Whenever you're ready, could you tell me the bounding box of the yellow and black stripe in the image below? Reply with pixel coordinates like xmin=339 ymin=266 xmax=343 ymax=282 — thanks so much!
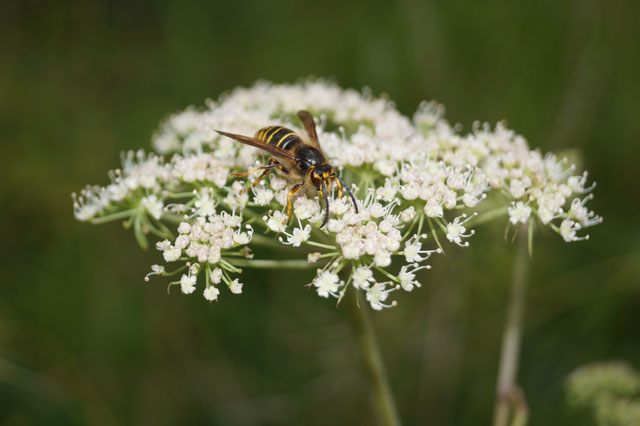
xmin=255 ymin=126 xmax=302 ymax=151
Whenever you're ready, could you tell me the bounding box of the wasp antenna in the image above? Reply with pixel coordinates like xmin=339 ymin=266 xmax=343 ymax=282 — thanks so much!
xmin=336 ymin=175 xmax=358 ymax=214
xmin=321 ymin=179 xmax=330 ymax=228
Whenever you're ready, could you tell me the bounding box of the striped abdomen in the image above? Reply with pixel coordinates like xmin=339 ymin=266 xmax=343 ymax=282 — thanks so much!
xmin=255 ymin=126 xmax=302 ymax=152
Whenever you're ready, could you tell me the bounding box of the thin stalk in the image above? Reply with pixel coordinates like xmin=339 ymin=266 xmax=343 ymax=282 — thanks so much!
xmin=89 ymin=208 xmax=136 ymax=224
xmin=492 ymin=224 xmax=530 ymax=426
xmin=219 ymin=259 xmax=241 ymax=273
xmin=427 ymin=217 xmax=445 ymax=254
xmin=161 ymin=212 xmax=188 ymax=225
xmin=304 ymin=240 xmax=337 ymax=250
xmin=347 ymin=288 xmax=401 ymax=426
xmin=165 ymin=191 xmax=196 ymax=199
xmin=224 ymin=258 xmax=315 ymax=270
xmin=249 ymin=234 xmax=297 ymax=252
xmin=510 ymin=387 xmax=529 ymax=426
xmin=469 ymin=206 xmax=508 ymax=227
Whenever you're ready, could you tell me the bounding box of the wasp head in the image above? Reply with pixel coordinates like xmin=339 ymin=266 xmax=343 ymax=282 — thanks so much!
xmin=310 ymin=164 xmax=335 ymax=188
xmin=309 ymin=164 xmax=359 ymax=227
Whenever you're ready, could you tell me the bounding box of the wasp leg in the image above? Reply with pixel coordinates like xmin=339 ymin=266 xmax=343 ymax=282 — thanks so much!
xmin=251 ymin=165 xmax=277 ymax=187
xmin=233 ymin=158 xmax=289 ymax=189
xmin=334 ymin=176 xmax=343 ymax=199
xmin=232 ymin=159 xmax=278 ymax=178
xmin=320 ymin=179 xmax=331 ymax=228
xmin=232 ymin=165 xmax=273 ymax=177
xmin=285 ymin=182 xmax=305 ymax=223
xmin=255 ymin=159 xmax=290 ymax=186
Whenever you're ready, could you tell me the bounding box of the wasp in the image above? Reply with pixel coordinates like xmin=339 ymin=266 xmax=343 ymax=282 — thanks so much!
xmin=216 ymin=110 xmax=358 ymax=227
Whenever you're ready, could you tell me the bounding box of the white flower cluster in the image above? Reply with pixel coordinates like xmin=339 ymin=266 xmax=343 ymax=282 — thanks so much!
xmin=259 ymin=189 xmax=442 ymax=310
xmin=467 ymin=122 xmax=603 ymax=240
xmin=152 ymin=211 xmax=252 ymax=301
xmin=73 ymin=79 xmax=601 ymax=310
xmin=72 ymin=151 xmax=171 ymax=222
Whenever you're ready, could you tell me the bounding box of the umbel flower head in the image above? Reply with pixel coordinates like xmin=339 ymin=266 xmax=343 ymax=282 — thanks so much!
xmin=72 ymin=79 xmax=601 ymax=310
xmin=566 ymin=361 xmax=640 ymax=426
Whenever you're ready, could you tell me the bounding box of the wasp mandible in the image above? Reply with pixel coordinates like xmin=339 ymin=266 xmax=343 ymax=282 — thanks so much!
xmin=216 ymin=110 xmax=358 ymax=227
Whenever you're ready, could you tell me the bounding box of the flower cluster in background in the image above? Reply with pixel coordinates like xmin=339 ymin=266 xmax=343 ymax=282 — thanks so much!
xmin=566 ymin=361 xmax=640 ymax=426
xmin=72 ymin=80 xmax=601 ymax=310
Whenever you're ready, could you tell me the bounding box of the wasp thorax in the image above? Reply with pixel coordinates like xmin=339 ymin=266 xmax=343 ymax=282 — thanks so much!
xmin=296 ymin=146 xmax=325 ymax=173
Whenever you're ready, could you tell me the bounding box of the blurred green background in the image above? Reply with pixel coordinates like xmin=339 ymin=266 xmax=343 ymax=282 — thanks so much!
xmin=2 ymin=0 xmax=639 ymax=425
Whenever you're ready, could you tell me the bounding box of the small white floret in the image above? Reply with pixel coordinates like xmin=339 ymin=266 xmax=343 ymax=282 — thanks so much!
xmin=163 ymin=246 xmax=181 ymax=262
xmin=204 ymin=285 xmax=220 ymax=301
xmin=210 ymin=268 xmax=223 ymax=284
xmin=445 ymin=214 xmax=476 ymax=247
xmin=352 ymin=266 xmax=374 ymax=289
xmin=287 ymin=224 xmax=311 ymax=247
xmin=508 ymin=201 xmax=532 ymax=225
xmin=313 ymin=270 xmax=341 ymax=298
xmin=180 ymin=274 xmax=197 ymax=294
xmin=229 ymin=279 xmax=243 ymax=294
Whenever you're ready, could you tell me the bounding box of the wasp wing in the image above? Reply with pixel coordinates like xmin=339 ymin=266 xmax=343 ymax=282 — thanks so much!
xmin=297 ymin=110 xmax=322 ymax=150
xmin=216 ymin=130 xmax=297 ymax=162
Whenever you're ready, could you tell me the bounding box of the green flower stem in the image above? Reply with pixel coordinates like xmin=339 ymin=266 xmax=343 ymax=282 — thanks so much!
xmin=401 ymin=217 xmax=418 ymax=241
xmin=347 ymin=288 xmax=401 ymax=426
xmin=374 ymin=265 xmax=398 ymax=283
xmin=165 ymin=191 xmax=196 ymax=199
xmin=492 ymin=224 xmax=530 ymax=426
xmin=163 ymin=265 xmax=187 ymax=277
xmin=427 ymin=217 xmax=445 ymax=253
xmin=224 ymin=258 xmax=315 ymax=269
xmin=89 ymin=208 xmax=137 ymax=224
xmin=510 ymin=387 xmax=529 ymax=426
xmin=249 ymin=234 xmax=297 ymax=251
xmin=133 ymin=212 xmax=148 ymax=249
xmin=160 ymin=212 xmax=188 ymax=225
xmin=471 ymin=206 xmax=509 ymax=227
xmin=304 ymin=240 xmax=337 ymax=250
xmin=219 ymin=259 xmax=241 ymax=273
